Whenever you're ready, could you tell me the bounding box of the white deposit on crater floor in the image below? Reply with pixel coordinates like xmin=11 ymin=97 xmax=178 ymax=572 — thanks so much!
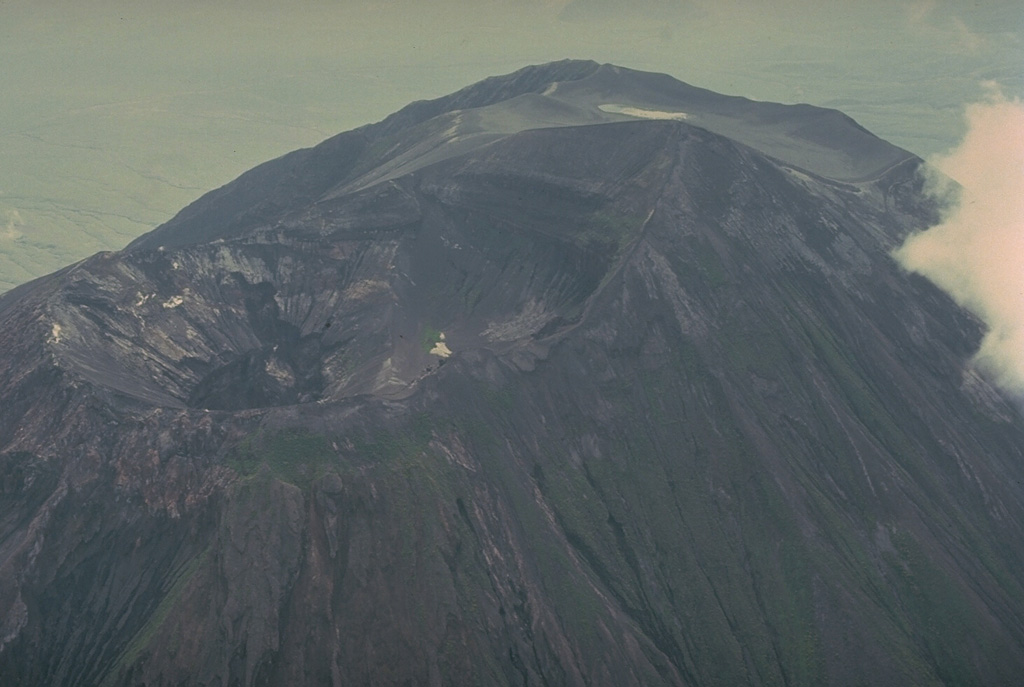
xmin=430 ymin=331 xmax=452 ymax=358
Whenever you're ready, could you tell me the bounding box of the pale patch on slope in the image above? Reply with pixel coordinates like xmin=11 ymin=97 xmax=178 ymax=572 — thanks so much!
xmin=599 ymin=104 xmax=689 ymax=121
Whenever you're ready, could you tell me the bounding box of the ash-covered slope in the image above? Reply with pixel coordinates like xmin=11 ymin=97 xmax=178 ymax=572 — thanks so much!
xmin=2 ymin=62 xmax=1024 ymax=687
xmin=128 ymin=60 xmax=909 ymax=252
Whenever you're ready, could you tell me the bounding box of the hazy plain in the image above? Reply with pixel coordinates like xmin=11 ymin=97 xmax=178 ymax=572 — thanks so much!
xmin=1 ymin=0 xmax=1020 ymax=291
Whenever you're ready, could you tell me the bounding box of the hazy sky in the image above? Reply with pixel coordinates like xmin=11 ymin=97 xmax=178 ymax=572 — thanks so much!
xmin=0 ymin=0 xmax=1021 ymax=291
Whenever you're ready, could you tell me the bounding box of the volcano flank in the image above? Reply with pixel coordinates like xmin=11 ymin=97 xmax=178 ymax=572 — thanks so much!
xmin=1 ymin=61 xmax=1023 ymax=686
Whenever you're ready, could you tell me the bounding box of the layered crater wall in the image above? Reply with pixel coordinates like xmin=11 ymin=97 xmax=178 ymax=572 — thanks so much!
xmin=40 ymin=122 xmax=691 ymax=410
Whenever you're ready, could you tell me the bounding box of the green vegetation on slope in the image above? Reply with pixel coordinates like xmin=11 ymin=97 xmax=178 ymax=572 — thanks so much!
xmin=229 ymin=429 xmax=337 ymax=489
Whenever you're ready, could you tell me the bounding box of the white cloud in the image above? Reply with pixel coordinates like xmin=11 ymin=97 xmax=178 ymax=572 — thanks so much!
xmin=1 ymin=210 xmax=24 ymax=241
xmin=895 ymin=84 xmax=1024 ymax=392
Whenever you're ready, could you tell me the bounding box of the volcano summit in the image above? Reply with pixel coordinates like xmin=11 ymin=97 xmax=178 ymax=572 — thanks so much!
xmin=1 ymin=61 xmax=1023 ymax=686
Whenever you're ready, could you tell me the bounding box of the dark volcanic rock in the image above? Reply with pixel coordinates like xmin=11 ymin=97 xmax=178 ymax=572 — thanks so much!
xmin=2 ymin=61 xmax=1024 ymax=686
